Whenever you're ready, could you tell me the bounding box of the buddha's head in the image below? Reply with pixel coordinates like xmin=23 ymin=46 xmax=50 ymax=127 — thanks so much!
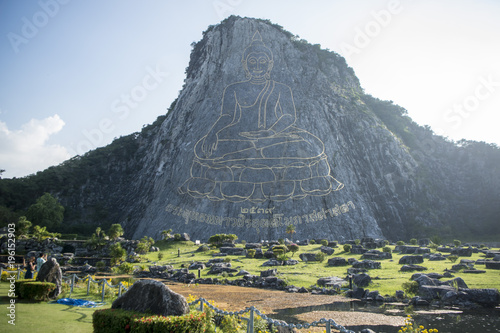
xmin=242 ymin=31 xmax=273 ymax=80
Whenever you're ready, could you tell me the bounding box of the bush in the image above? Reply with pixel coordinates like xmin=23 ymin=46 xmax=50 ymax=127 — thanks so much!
xmin=287 ymin=243 xmax=299 ymax=257
xmin=354 ymin=239 xmax=361 ymax=245
xmin=402 ymin=281 xmax=419 ymax=296
xmin=396 ymin=241 xmax=405 ymax=246
xmin=309 ymin=239 xmax=316 ymax=245
xmin=247 ymin=249 xmax=256 ymax=258
xmin=118 ymin=262 xmax=135 ymax=274
xmin=93 ymin=309 xmax=213 ymax=333
xmin=320 ymin=239 xmax=328 ymax=246
xmin=315 ymin=252 xmax=326 ymax=262
xmin=382 ymin=246 xmax=392 ymax=253
xmin=278 ymin=238 xmax=284 ymax=244
xmin=343 ymin=244 xmax=352 ymax=253
xmin=96 ymin=261 xmax=106 ymax=272
xmin=410 ymin=238 xmax=418 ymax=245
xmin=383 ymin=240 xmax=390 ymax=246
xmin=453 ymin=239 xmax=462 ymax=247
xmin=174 ymin=233 xmax=182 ymax=241
xmin=447 ymin=255 xmax=458 ymax=263
xmin=208 ymin=234 xmax=238 ymax=247
xmin=14 ymin=278 xmax=35 ymax=298
xmin=20 ymin=281 xmax=56 ymax=301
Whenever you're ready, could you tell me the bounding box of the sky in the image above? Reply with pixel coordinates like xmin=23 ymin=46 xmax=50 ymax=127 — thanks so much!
xmin=1 ymin=0 xmax=499 ymax=179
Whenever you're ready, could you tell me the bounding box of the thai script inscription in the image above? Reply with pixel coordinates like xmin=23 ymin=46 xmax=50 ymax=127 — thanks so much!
xmin=165 ymin=201 xmax=355 ymax=233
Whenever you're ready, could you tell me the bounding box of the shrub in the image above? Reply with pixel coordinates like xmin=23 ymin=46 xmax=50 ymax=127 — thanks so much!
xmin=430 ymin=235 xmax=442 ymax=245
xmin=309 ymin=239 xmax=316 ymax=245
xmin=402 ymin=281 xmax=419 ymax=296
xmin=20 ymin=282 xmax=56 ymax=301
xmin=118 ymin=262 xmax=135 ymax=275
xmin=320 ymin=239 xmax=328 ymax=246
xmin=196 ymin=244 xmax=210 ymax=252
xmin=453 ymin=239 xmax=462 ymax=247
xmin=410 ymin=238 xmax=418 ymax=245
xmin=447 ymin=255 xmax=458 ymax=263
xmin=287 ymin=243 xmax=299 ymax=257
xmin=396 ymin=241 xmax=405 ymax=246
xmin=14 ymin=279 xmax=35 ymax=298
xmin=93 ymin=309 xmax=213 ymax=333
xmin=278 ymin=238 xmax=285 ymax=244
xmin=110 ymin=243 xmax=126 ymax=266
xmin=157 ymin=252 xmax=164 ymax=261
xmin=96 ymin=261 xmax=106 ymax=272
xmin=382 ymin=246 xmax=392 ymax=253
xmin=208 ymin=234 xmax=238 ymax=247
xmin=247 ymin=249 xmax=256 ymax=258
xmin=343 ymin=244 xmax=352 ymax=253
xmin=383 ymin=240 xmax=390 ymax=246
xmin=174 ymin=233 xmax=182 ymax=241
xmin=315 ymin=252 xmax=326 ymax=262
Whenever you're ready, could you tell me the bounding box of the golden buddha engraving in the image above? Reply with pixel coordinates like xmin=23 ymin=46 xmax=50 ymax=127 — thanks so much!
xmin=179 ymin=31 xmax=343 ymax=203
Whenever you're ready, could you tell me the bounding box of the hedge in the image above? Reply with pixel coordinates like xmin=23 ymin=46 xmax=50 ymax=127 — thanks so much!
xmin=93 ymin=309 xmax=213 ymax=333
xmin=20 ymin=282 xmax=56 ymax=301
xmin=14 ymin=279 xmax=35 ymax=298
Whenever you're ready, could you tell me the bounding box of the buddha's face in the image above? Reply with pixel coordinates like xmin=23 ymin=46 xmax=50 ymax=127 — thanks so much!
xmin=245 ymin=52 xmax=272 ymax=79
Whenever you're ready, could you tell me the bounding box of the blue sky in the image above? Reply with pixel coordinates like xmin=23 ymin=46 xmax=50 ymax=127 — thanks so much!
xmin=1 ymin=0 xmax=499 ymax=178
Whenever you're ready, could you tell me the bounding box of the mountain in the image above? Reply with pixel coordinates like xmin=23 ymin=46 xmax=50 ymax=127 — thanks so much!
xmin=1 ymin=16 xmax=499 ymax=242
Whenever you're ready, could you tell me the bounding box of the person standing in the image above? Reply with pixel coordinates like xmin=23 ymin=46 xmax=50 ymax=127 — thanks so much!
xmin=25 ymin=256 xmax=35 ymax=279
xmin=36 ymin=253 xmax=46 ymax=273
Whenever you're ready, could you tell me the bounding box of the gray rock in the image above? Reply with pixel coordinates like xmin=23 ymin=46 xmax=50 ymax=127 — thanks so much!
xmin=112 ymin=280 xmax=189 ymax=316
xmin=317 ymin=276 xmax=346 ymax=288
xmin=36 ymin=257 xmax=62 ymax=299
xmin=299 ymin=253 xmax=318 ymax=262
xmin=320 ymin=246 xmax=335 ymax=255
xmin=399 ymin=255 xmax=424 ymax=265
xmin=352 ymin=260 xmax=381 ymax=270
xmin=400 ymin=264 xmax=427 ymax=272
xmin=260 ymin=268 xmax=277 ymax=277
xmin=485 ymin=261 xmax=500 ymax=270
xmin=327 ymin=257 xmax=348 ymax=266
xmin=353 ymin=273 xmax=372 ymax=287
xmin=451 ymin=247 xmax=473 ymax=257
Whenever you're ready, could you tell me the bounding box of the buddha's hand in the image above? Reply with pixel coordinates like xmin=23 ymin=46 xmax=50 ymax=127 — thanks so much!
xmin=202 ymin=132 xmax=218 ymax=157
xmin=239 ymin=130 xmax=276 ymax=139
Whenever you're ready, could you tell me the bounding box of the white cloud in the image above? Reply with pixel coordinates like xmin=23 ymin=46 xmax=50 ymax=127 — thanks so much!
xmin=0 ymin=115 xmax=70 ymax=178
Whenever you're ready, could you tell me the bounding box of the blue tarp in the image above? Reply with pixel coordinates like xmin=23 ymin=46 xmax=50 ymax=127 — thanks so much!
xmin=55 ymin=298 xmax=105 ymax=308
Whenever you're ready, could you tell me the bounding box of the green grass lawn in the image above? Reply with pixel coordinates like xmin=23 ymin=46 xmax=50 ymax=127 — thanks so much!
xmin=0 ymin=282 xmax=112 ymax=333
xmin=145 ymin=240 xmax=500 ymax=296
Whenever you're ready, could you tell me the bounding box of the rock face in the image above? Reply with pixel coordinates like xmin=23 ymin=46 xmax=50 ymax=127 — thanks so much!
xmin=112 ymin=280 xmax=189 ymax=316
xmin=36 ymin=257 xmax=63 ymax=299
xmin=9 ymin=16 xmax=499 ymax=242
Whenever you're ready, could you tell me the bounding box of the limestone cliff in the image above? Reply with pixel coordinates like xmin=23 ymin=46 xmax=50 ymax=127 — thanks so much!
xmin=2 ymin=16 xmax=499 ymax=242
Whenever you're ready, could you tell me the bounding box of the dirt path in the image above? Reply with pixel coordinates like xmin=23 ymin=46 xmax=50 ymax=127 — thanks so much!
xmin=166 ymin=282 xmax=405 ymax=332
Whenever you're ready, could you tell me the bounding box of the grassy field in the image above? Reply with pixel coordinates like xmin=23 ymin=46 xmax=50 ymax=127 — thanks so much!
xmin=145 ymin=240 xmax=500 ymax=296
xmin=0 ymin=282 xmax=111 ymax=333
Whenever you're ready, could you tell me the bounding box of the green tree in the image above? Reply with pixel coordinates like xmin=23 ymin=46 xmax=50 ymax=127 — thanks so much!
xmin=453 ymin=239 xmax=462 ymax=247
xmin=410 ymin=238 xmax=418 ymax=245
xmin=108 ymin=224 xmax=124 ymax=240
xmin=286 ymin=224 xmax=296 ymax=237
xmin=26 ymin=193 xmax=64 ymax=229
xmin=161 ymin=229 xmax=173 ymax=239
xmin=288 ymin=243 xmax=299 ymax=257
xmin=110 ymin=242 xmax=126 ymax=265
xmin=15 ymin=216 xmax=32 ymax=237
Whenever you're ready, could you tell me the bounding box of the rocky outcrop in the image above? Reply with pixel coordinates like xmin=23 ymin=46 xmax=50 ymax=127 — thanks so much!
xmin=36 ymin=257 xmax=63 ymax=298
xmin=112 ymin=280 xmax=189 ymax=316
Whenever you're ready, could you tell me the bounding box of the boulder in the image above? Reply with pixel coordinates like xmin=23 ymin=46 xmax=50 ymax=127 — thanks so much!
xmin=362 ymin=249 xmax=392 ymax=260
xmin=180 ymin=233 xmax=190 ymax=241
xmin=353 ymin=273 xmax=372 ymax=287
xmin=188 ymin=262 xmax=205 ymax=270
xmin=399 ymin=255 xmax=424 ymax=265
xmin=485 ymin=261 xmax=500 ymax=270
xmin=451 ymin=247 xmax=473 ymax=257
xmin=112 ymin=280 xmax=188 ymax=316
xmin=327 ymin=257 xmax=348 ymax=266
xmin=219 ymin=247 xmax=246 ymax=255
xmin=245 ymin=243 xmax=262 ymax=249
xmin=352 ymin=260 xmax=381 ymax=270
xmin=400 ymin=264 xmax=427 ymax=272
xmin=429 ymin=253 xmax=446 ymax=261
xmin=320 ymin=246 xmax=335 ymax=255
xmin=299 ymin=253 xmax=318 ymax=262
xmin=317 ymin=276 xmax=346 ymax=288
xmin=350 ymin=246 xmax=368 ymax=255
xmin=36 ymin=257 xmax=62 ymax=298
xmin=400 ymin=246 xmax=419 ymax=254
xmin=260 ymin=269 xmax=277 ymax=277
